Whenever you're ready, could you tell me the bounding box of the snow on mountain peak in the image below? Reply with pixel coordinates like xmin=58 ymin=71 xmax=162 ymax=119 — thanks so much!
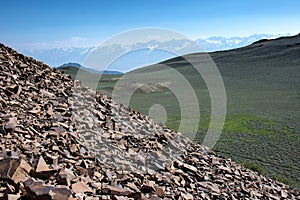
xmin=18 ymin=33 xmax=290 ymax=67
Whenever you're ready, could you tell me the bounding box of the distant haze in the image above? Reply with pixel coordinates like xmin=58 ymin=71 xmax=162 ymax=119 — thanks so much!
xmin=19 ymin=33 xmax=290 ymax=72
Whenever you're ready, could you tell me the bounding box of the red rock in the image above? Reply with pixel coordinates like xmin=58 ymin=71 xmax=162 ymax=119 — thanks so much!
xmin=71 ymin=181 xmax=94 ymax=194
xmin=28 ymin=108 xmax=41 ymax=115
xmin=281 ymin=190 xmax=288 ymax=198
xmin=36 ymin=156 xmax=50 ymax=172
xmin=181 ymin=192 xmax=194 ymax=200
xmin=52 ymin=146 xmax=59 ymax=151
xmin=5 ymin=194 xmax=21 ymax=200
xmin=4 ymin=117 xmax=17 ymax=133
xmin=94 ymin=171 xmax=103 ymax=179
xmin=70 ymin=144 xmax=78 ymax=154
xmin=112 ymin=196 xmax=130 ymax=200
xmin=141 ymin=181 xmax=155 ymax=193
xmin=126 ymin=183 xmax=140 ymax=192
xmin=56 ymin=174 xmax=70 ymax=186
xmin=11 ymin=158 xmax=32 ymax=184
xmin=0 ymin=158 xmax=32 ymax=184
xmin=32 ymin=156 xmax=57 ymax=179
xmin=174 ymin=160 xmax=197 ymax=174
xmin=154 ymin=186 xmax=164 ymax=198
xmin=102 ymin=184 xmax=132 ymax=196
xmin=148 ymin=195 xmax=162 ymax=200
xmin=24 ymin=179 xmax=71 ymax=200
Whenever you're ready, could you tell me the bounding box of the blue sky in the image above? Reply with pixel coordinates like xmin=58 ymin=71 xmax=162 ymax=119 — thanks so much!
xmin=1 ymin=0 xmax=300 ymax=49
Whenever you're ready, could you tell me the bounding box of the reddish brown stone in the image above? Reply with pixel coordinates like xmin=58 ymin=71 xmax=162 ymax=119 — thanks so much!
xmin=32 ymin=156 xmax=57 ymax=179
xmin=102 ymin=184 xmax=133 ymax=196
xmin=0 ymin=158 xmax=32 ymax=184
xmin=154 ymin=186 xmax=164 ymax=198
xmin=24 ymin=179 xmax=71 ymax=200
xmin=36 ymin=156 xmax=50 ymax=173
xmin=4 ymin=117 xmax=17 ymax=133
xmin=71 ymin=181 xmax=93 ymax=194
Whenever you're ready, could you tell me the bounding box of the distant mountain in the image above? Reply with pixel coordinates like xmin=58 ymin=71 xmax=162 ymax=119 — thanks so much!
xmin=57 ymin=62 xmax=123 ymax=74
xmin=133 ymin=33 xmax=300 ymax=84
xmin=196 ymin=33 xmax=291 ymax=52
xmin=83 ymin=40 xmax=200 ymax=72
xmin=20 ymin=47 xmax=95 ymax=67
xmin=19 ymin=34 xmax=290 ymax=70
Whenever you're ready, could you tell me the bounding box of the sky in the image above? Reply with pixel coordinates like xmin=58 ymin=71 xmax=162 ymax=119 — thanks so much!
xmin=1 ymin=0 xmax=300 ymax=50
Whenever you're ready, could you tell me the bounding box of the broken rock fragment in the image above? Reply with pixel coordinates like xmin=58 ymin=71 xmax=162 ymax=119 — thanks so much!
xmin=71 ymin=181 xmax=94 ymax=194
xmin=24 ymin=179 xmax=71 ymax=200
xmin=4 ymin=117 xmax=18 ymax=133
xmin=56 ymin=169 xmax=75 ymax=186
xmin=102 ymin=184 xmax=133 ymax=196
xmin=32 ymin=156 xmax=57 ymax=179
xmin=0 ymin=158 xmax=32 ymax=184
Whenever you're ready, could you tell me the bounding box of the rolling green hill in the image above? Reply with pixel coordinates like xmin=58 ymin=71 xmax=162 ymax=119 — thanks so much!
xmin=59 ymin=34 xmax=300 ymax=187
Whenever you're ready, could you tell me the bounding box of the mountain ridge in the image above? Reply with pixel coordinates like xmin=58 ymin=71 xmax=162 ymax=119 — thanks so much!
xmin=19 ymin=33 xmax=291 ymax=68
xmin=57 ymin=62 xmax=123 ymax=74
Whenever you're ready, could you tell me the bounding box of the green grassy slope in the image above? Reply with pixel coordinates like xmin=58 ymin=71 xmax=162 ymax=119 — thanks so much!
xmin=59 ymin=34 xmax=300 ymax=187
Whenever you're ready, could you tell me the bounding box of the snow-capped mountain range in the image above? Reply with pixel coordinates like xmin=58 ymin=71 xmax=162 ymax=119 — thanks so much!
xmin=19 ymin=33 xmax=290 ymax=70
xmin=196 ymin=34 xmax=289 ymax=52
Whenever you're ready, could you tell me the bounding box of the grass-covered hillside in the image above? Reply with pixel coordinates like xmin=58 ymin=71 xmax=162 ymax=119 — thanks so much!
xmin=58 ymin=34 xmax=300 ymax=187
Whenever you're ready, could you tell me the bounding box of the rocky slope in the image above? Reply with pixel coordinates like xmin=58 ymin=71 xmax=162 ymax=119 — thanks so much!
xmin=0 ymin=43 xmax=299 ymax=199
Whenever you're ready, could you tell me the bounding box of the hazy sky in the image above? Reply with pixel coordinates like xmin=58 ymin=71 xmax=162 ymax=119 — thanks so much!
xmin=1 ymin=0 xmax=300 ymax=49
